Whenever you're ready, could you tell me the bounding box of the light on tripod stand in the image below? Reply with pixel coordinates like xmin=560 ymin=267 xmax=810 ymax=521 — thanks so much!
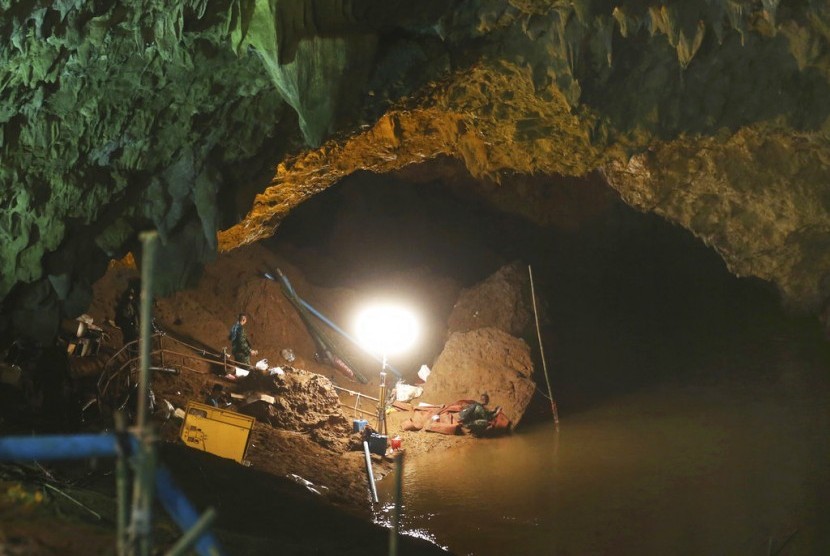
xmin=354 ymin=303 xmax=419 ymax=434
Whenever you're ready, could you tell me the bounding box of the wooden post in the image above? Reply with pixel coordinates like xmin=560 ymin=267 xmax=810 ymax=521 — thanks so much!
xmin=528 ymin=265 xmax=559 ymax=424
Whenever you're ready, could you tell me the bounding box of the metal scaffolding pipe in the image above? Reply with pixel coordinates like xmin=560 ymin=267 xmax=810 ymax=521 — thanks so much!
xmin=389 ymin=452 xmax=404 ymax=556
xmin=363 ymin=441 xmax=379 ymax=503
xmin=115 ymin=413 xmax=130 ymax=556
xmin=130 ymin=231 xmax=159 ymax=556
xmin=332 ymin=385 xmax=379 ymax=403
xmin=165 ymin=507 xmax=217 ymax=556
xmin=135 ymin=232 xmax=157 ymax=430
xmin=154 ymin=467 xmax=226 ymax=556
xmin=0 ymin=434 xmax=118 ymax=461
xmin=377 ymin=369 xmax=388 ymax=435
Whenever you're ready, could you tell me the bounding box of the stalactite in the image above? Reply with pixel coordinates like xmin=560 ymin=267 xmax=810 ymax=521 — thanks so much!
xmin=551 ymin=7 xmax=571 ymax=69
xmin=564 ymin=12 xmax=584 ymax=75
xmin=152 ymin=4 xmax=186 ymax=61
xmin=611 ymin=6 xmax=642 ymax=39
xmin=704 ymin=0 xmax=727 ymax=44
xmin=762 ymin=0 xmax=780 ymax=32
xmin=570 ymin=0 xmax=592 ymax=26
xmin=187 ymin=0 xmax=210 ymax=20
xmin=725 ymin=0 xmax=748 ymax=46
xmin=594 ymin=13 xmax=614 ymax=67
xmin=677 ymin=20 xmax=706 ymax=68
xmin=647 ymin=6 xmax=671 ymax=39
xmin=521 ymin=13 xmax=549 ymax=40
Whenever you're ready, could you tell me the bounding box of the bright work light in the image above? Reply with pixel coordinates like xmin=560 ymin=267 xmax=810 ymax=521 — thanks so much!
xmin=354 ymin=303 xmax=419 ymax=357
xmin=355 ymin=302 xmax=419 ymax=437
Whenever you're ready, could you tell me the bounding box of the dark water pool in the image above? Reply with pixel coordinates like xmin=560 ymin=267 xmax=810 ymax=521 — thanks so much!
xmin=376 ymin=347 xmax=830 ymax=555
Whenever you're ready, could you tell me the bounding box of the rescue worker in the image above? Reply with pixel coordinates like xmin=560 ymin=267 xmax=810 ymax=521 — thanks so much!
xmin=459 ymin=393 xmax=498 ymax=436
xmin=205 ymin=383 xmax=229 ymax=408
xmin=229 ymin=313 xmax=257 ymax=367
xmin=116 ymin=282 xmax=140 ymax=352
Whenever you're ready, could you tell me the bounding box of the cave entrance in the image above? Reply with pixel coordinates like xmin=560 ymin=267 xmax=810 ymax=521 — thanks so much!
xmin=267 ymin=157 xmax=812 ymax=413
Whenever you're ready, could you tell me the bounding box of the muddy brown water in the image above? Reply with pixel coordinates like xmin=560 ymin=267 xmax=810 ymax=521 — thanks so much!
xmin=375 ymin=341 xmax=830 ymax=555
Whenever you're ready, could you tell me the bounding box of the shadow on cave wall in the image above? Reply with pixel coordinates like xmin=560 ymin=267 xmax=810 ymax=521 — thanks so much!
xmin=268 ymin=165 xmax=828 ymax=415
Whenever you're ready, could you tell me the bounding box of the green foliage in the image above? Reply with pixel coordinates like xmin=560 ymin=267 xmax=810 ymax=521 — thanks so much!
xmin=0 ymin=0 xmax=283 ymax=309
xmin=232 ymin=0 xmax=378 ymax=147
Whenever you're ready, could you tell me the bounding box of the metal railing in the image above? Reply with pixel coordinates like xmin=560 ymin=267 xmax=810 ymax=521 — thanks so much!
xmin=97 ymin=331 xmax=246 ymax=414
xmin=333 ymin=384 xmax=379 ymax=419
xmin=1 ymin=232 xmax=226 ymax=556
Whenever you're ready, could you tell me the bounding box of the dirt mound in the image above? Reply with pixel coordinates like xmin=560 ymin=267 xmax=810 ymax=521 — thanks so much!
xmin=80 ymin=243 xmax=416 ymax=517
xmin=145 ymin=356 xmax=381 ymax=512
xmin=237 ymin=368 xmax=352 ymax=450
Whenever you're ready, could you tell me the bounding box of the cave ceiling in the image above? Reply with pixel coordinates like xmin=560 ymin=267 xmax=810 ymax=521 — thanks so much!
xmin=2 ymin=0 xmax=830 ymax=339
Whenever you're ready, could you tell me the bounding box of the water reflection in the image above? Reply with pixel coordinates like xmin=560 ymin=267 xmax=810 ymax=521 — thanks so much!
xmin=377 ymin=370 xmax=830 ymax=555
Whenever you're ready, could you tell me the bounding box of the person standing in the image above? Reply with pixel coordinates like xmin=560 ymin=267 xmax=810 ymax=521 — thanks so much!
xmin=116 ymin=282 xmax=141 ymax=352
xmin=229 ymin=313 xmax=257 ymax=367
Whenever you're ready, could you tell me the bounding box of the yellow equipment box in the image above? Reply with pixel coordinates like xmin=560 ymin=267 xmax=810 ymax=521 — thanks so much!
xmin=179 ymin=401 xmax=255 ymax=464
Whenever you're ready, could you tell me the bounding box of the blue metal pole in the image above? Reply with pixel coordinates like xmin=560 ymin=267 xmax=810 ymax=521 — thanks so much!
xmin=0 ymin=434 xmax=226 ymax=556
xmin=155 ymin=467 xmax=226 ymax=556
xmin=166 ymin=507 xmax=217 ymax=556
xmin=0 ymin=434 xmax=119 ymax=461
xmin=272 ymin=269 xmax=398 ymax=380
xmin=297 ymin=298 xmax=402 ymax=379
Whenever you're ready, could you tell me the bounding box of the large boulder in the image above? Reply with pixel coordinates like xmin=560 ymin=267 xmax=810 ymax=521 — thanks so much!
xmin=421 ymin=327 xmax=536 ymax=429
xmin=446 ymin=261 xmax=533 ymax=338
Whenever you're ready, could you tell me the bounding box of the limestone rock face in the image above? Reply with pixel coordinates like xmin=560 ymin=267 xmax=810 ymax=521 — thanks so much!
xmin=5 ymin=0 xmax=830 ymax=341
xmin=216 ymin=0 xmax=830 ymax=323
xmin=0 ymin=0 xmax=290 ymax=338
xmin=602 ymin=129 xmax=830 ymax=311
xmin=0 ymin=0 xmax=454 ymax=340
xmin=421 ymin=327 xmax=536 ymax=429
xmin=447 ymin=261 xmax=533 ymax=338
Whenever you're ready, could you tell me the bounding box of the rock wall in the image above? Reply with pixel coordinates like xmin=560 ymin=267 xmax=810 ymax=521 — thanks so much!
xmin=602 ymin=129 xmax=830 ymax=311
xmin=0 ymin=0 xmax=290 ymax=338
xmin=219 ymin=0 xmax=830 ymax=318
xmin=0 ymin=0 xmax=452 ymax=340
xmin=5 ymin=0 xmax=830 ymax=341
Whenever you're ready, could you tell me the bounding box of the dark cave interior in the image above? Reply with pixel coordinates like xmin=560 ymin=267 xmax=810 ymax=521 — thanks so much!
xmin=3 ymin=3 xmax=830 ymax=553
xmin=269 ymin=162 xmax=827 ymax=419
